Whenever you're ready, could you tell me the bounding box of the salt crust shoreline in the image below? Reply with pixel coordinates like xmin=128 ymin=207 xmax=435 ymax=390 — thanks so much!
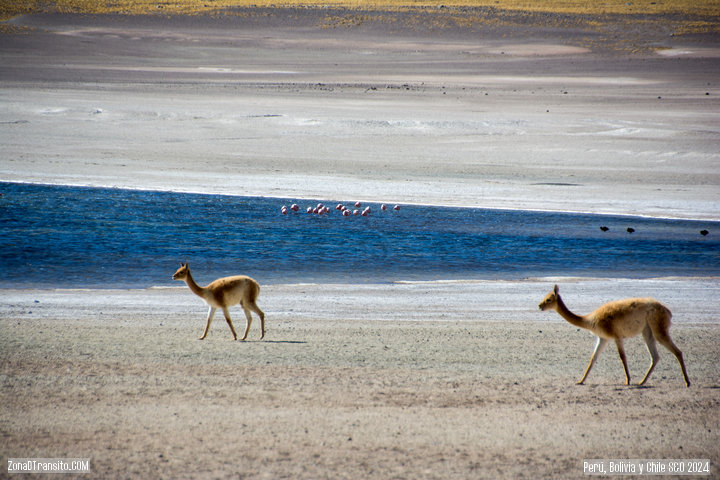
xmin=4 ymin=277 xmax=719 ymax=324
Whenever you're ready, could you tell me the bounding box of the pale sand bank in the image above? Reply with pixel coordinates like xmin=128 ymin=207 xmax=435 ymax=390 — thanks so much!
xmin=1 ymin=12 xmax=719 ymax=220
xmin=3 ymin=82 xmax=718 ymax=220
xmin=1 ymin=279 xmax=719 ymax=478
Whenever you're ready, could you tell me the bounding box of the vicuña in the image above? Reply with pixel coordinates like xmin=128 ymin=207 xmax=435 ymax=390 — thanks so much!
xmin=172 ymin=262 xmax=265 ymax=341
xmin=539 ymin=285 xmax=690 ymax=387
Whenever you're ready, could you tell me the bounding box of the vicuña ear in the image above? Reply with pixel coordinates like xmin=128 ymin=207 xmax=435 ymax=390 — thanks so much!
xmin=554 ymin=284 xmax=559 ymax=294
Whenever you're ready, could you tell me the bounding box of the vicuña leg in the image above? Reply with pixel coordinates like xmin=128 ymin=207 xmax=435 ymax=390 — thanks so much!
xmin=240 ymin=301 xmax=252 ymax=341
xmin=200 ymin=306 xmax=217 ymax=340
xmin=222 ymin=307 xmax=239 ymax=341
xmin=240 ymin=308 xmax=252 ymax=340
xmin=237 ymin=300 xmax=265 ymax=340
xmin=578 ymin=337 xmax=608 ymax=385
xmin=639 ymin=325 xmax=660 ymax=386
xmin=248 ymin=302 xmax=266 ymax=339
xmin=651 ymin=328 xmax=691 ymax=387
xmin=615 ymin=339 xmax=631 ymax=385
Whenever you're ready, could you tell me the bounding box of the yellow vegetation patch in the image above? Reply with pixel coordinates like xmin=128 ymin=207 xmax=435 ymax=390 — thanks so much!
xmin=1 ymin=0 xmax=719 ymax=17
xmin=1 ymin=0 xmax=718 ymax=41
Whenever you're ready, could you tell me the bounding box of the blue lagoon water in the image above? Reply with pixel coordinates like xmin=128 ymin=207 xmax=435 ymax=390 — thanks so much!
xmin=1 ymin=182 xmax=718 ymax=289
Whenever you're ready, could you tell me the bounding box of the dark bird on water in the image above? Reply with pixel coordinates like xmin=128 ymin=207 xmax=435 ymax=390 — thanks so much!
xmin=700 ymin=230 xmax=709 ymax=236
xmin=600 ymin=226 xmax=609 ymax=232
xmin=626 ymin=227 xmax=635 ymax=233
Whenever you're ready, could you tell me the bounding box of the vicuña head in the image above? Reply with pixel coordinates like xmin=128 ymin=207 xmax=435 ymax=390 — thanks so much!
xmin=539 ymin=284 xmax=690 ymax=387
xmin=172 ymin=262 xmax=190 ymax=281
xmin=172 ymin=262 xmax=265 ymax=341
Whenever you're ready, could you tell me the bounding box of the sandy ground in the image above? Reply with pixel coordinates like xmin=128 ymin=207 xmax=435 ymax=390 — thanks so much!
xmin=1 ymin=8 xmax=720 ymax=479
xmin=1 ymin=279 xmax=720 ymax=478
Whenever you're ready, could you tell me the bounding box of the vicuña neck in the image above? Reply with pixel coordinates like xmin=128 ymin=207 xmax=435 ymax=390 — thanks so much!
xmin=555 ymin=295 xmax=589 ymax=330
xmin=184 ymin=270 xmax=206 ymax=298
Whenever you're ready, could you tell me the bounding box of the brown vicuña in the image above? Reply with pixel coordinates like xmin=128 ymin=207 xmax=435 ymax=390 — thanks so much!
xmin=172 ymin=262 xmax=265 ymax=341
xmin=538 ymin=285 xmax=690 ymax=387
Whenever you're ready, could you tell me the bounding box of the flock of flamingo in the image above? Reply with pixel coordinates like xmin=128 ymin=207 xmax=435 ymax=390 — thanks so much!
xmin=281 ymin=201 xmax=400 ymax=217
xmin=280 ymin=206 xmax=710 ymax=237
